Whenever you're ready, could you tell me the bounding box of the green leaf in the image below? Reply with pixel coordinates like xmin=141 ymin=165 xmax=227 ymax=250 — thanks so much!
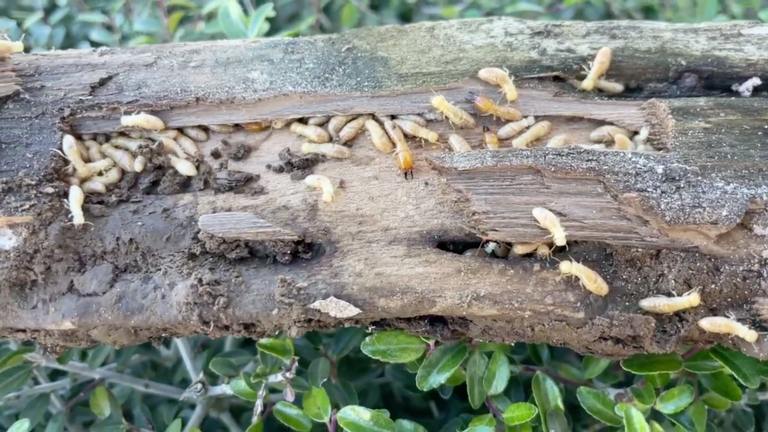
xmin=329 ymin=327 xmax=365 ymax=359
xmin=308 ymin=357 xmax=331 ymax=386
xmin=483 ymin=350 xmax=511 ymax=396
xmin=273 ymin=401 xmax=312 ymax=432
xmin=0 ymin=363 xmax=32 ymax=398
xmin=630 ymin=382 xmax=656 ymax=407
xmin=245 ymin=421 xmax=264 ymax=432
xmin=468 ymin=414 xmax=495 ymax=427
xmin=645 ymin=373 xmax=670 ymax=388
xmin=760 ymin=9 xmax=768 ymax=22
xmin=230 ymin=376 xmax=258 ymax=401
xmin=415 ymin=343 xmax=469 ymax=391
xmin=77 ymin=12 xmax=110 ymax=24
xmin=655 ymin=384 xmax=695 ymax=414
xmin=217 ymin=0 xmax=248 ymax=38
xmin=649 ymin=420 xmax=665 ymax=432
xmin=394 ymin=419 xmax=427 ymax=432
xmin=620 ymin=353 xmax=682 ymax=375
xmin=701 ymin=391 xmax=732 ymax=411
xmin=466 ymin=350 xmax=488 ymax=409
xmin=531 ymin=372 xmax=564 ymax=431
xmin=302 ymin=386 xmax=331 ymax=423
xmin=164 ymin=419 xmax=182 ymax=432
xmin=336 ymin=405 xmax=396 ymax=432
xmin=209 ymin=350 xmax=252 ymax=377
xmin=257 ymin=338 xmax=294 ymax=364
xmin=20 ymin=394 xmax=49 ymax=428
xmin=710 ymin=345 xmax=761 ymax=389
xmin=89 ymin=385 xmax=112 ymax=419
xmin=621 ymin=404 xmax=650 ymax=432
xmin=582 ymin=356 xmax=612 ymax=379
xmin=8 ymin=419 xmax=31 ymax=432
xmin=683 ymin=350 xmax=722 ymax=374
xmin=444 ymin=367 xmax=466 ymax=386
xmin=688 ymin=400 xmax=707 ymax=432
xmin=700 ymin=370 xmax=743 ymax=402
xmin=44 ymin=413 xmax=64 ymax=432
xmin=246 ymin=2 xmax=276 ymax=38
xmin=340 ymin=3 xmax=360 ymax=29
xmin=502 ymin=402 xmax=538 ymax=426
xmin=88 ymin=26 xmax=118 ymax=46
xmin=576 ymin=386 xmax=622 ymax=426
xmin=360 ymin=331 xmax=427 ymax=364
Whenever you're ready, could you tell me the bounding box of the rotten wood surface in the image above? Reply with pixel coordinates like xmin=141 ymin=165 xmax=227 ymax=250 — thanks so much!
xmin=0 ymin=18 xmax=767 ymax=358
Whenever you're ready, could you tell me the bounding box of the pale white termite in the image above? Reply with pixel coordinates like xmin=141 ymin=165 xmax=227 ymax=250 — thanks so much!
xmin=546 ymin=134 xmax=571 ymax=148
xmin=0 ymin=40 xmax=24 ymax=56
xmin=394 ymin=119 xmax=439 ymax=144
xmin=304 ymin=174 xmax=336 ymax=203
xmin=483 ymin=127 xmax=500 ymax=150
xmin=396 ymin=114 xmax=427 ymax=127
xmin=83 ymin=140 xmax=104 ymax=162
xmin=129 ymin=129 xmax=178 ymax=139
xmin=532 ymin=207 xmax=567 ymax=247
xmin=477 ymin=67 xmax=518 ymax=102
xmin=61 ymin=134 xmax=92 ymax=179
xmin=512 ymin=242 xmax=540 ymax=255
xmin=327 ymin=115 xmax=355 ymax=140
xmin=121 ymin=112 xmax=165 ymax=131
xmin=338 ymin=116 xmax=371 ymax=145
xmin=580 ymin=47 xmax=612 ymax=92
xmin=208 ymin=124 xmax=236 ymax=133
xmin=67 ymin=185 xmax=86 ymax=226
xmin=535 ymin=243 xmax=553 ymax=260
xmin=498 ymin=116 xmax=535 ymax=140
xmin=613 ymin=133 xmax=634 ymax=151
xmin=134 ymin=156 xmax=147 ymax=173
xmin=182 ymin=127 xmax=209 ymax=142
xmin=81 ymin=180 xmax=107 ymax=194
xmin=697 ymin=316 xmax=758 ymax=343
xmin=100 ymin=144 xmax=135 ymax=172
xmin=633 ymin=126 xmax=651 ymax=151
xmin=559 ymin=260 xmax=609 ymax=296
xmin=290 ymin=122 xmax=331 ymax=143
xmin=90 ymin=166 xmax=123 ymax=186
xmin=589 ymin=125 xmax=630 ymax=143
xmin=307 ymin=116 xmax=330 ymax=126
xmin=430 ymin=95 xmax=476 ymax=128
xmin=109 ymin=136 xmax=149 ymax=153
xmin=639 ymin=290 xmax=701 ymax=314
xmin=301 ymin=143 xmax=352 ymax=159
xmin=154 ymin=137 xmax=187 ymax=159
xmin=568 ymin=78 xmax=624 ymax=94
xmin=512 ymin=121 xmax=551 ymax=149
xmin=175 ymin=134 xmax=200 ymax=158
xmin=448 ymin=134 xmax=472 ymax=153
xmin=84 ymin=158 xmax=115 ymax=175
xmin=168 ymin=155 xmax=198 ymax=176
xmin=364 ymin=120 xmax=394 ymax=153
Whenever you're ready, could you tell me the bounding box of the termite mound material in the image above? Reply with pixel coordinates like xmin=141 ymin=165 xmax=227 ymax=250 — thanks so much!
xmin=1 ymin=18 xmax=767 ymax=359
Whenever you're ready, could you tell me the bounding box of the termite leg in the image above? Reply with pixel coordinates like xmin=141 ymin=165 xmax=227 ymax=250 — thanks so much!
xmin=403 ymin=170 xmax=414 ymax=180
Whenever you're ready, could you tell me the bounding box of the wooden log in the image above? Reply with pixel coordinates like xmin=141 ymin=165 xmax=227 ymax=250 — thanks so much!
xmin=0 ymin=18 xmax=767 ymax=358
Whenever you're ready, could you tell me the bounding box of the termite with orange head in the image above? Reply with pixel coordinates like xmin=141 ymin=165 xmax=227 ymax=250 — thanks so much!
xmin=613 ymin=133 xmax=635 ymax=151
xmin=120 ymin=112 xmax=166 ymax=131
xmin=697 ymin=316 xmax=758 ymax=343
xmin=532 ymin=207 xmax=567 ymax=247
xmin=430 ymin=95 xmax=476 ymax=129
xmin=241 ymin=121 xmax=270 ymax=132
xmin=448 ymin=134 xmax=472 ymax=153
xmin=301 ymin=143 xmax=352 ymax=159
xmin=511 ymin=121 xmax=551 ymax=149
xmin=639 ymin=289 xmax=701 ymax=314
xmin=497 ymin=116 xmax=536 ymax=140
xmin=394 ymin=119 xmax=439 ymax=145
xmin=477 ymin=67 xmax=518 ymax=102
xmin=580 ymin=47 xmax=613 ymax=92
xmin=290 ymin=122 xmax=331 ymax=143
xmin=383 ymin=120 xmax=413 ymax=179
xmin=338 ymin=116 xmax=371 ymax=145
xmin=483 ymin=127 xmax=500 ymax=150
xmin=304 ymin=174 xmax=336 ymax=203
xmin=67 ymin=185 xmax=86 ymax=227
xmin=559 ymin=260 xmax=609 ymax=296
xmin=364 ymin=120 xmax=394 ymax=153
xmin=472 ymin=95 xmax=522 ymax=122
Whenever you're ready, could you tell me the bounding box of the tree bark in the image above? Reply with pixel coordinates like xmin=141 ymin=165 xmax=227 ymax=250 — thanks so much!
xmin=1 ymin=18 xmax=767 ymax=358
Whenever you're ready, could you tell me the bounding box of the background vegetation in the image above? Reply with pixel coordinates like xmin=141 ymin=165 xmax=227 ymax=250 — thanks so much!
xmin=2 ymin=0 xmax=768 ymax=430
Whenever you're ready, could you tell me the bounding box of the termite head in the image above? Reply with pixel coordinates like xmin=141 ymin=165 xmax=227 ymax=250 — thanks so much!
xmin=396 ymin=149 xmax=414 ymax=180
xmin=472 ymin=95 xmax=496 ymax=112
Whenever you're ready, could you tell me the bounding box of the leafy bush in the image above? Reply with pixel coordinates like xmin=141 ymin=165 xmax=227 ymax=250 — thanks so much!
xmin=1 ymin=331 xmax=768 ymax=430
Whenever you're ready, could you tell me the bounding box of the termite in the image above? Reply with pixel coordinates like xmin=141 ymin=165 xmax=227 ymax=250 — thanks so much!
xmin=396 ymin=115 xmax=427 ymax=127
xmin=338 ymin=116 xmax=371 ymax=145
xmin=0 ymin=216 xmax=33 ymax=227
xmin=100 ymin=144 xmax=135 ymax=172
xmin=154 ymin=136 xmax=187 ymax=159
xmin=483 ymin=241 xmax=510 ymax=258
xmin=546 ymin=134 xmax=571 ymax=148
xmin=512 ymin=121 xmax=551 ymax=149
xmin=430 ymin=95 xmax=476 ymax=128
xmin=129 ymin=129 xmax=178 ymax=139
xmin=512 ymin=242 xmax=540 ymax=255
xmin=497 ymin=116 xmax=536 ymax=140
xmin=633 ymin=126 xmax=651 ymax=151
xmin=81 ymin=180 xmax=107 ymax=194
xmin=168 ymin=155 xmax=198 ymax=176
xmin=304 ymin=174 xmax=336 ymax=203
xmin=0 ymin=39 xmax=24 ymax=56
xmin=568 ymin=78 xmax=624 ymax=94
xmin=638 ymin=289 xmax=701 ymax=314
xmin=109 ymin=136 xmax=149 ymax=153
xmin=241 ymin=121 xmax=269 ymax=132
xmin=384 ymin=120 xmax=413 ymax=179
xmin=580 ymin=47 xmax=612 ymax=92
xmin=472 ymin=95 xmax=522 ymax=121
xmin=394 ymin=119 xmax=439 ymax=144
xmin=175 ymin=134 xmax=200 ymax=158
xmin=613 ymin=133 xmax=634 ymax=151
xmin=535 ymin=243 xmax=553 ymax=260
xmin=121 ymin=112 xmax=165 ymax=131
xmin=307 ymin=116 xmax=330 ymax=126
xmin=208 ymin=124 xmax=236 ymax=133
xmin=364 ymin=120 xmax=394 ymax=153
xmin=61 ymin=134 xmax=91 ymax=179
xmin=589 ymin=125 xmax=630 ymax=143
xmin=290 ymin=122 xmax=331 ymax=143
xmin=83 ymin=140 xmax=104 ymax=162
xmin=91 ymin=166 xmax=123 ymax=186
xmin=327 ymin=115 xmax=355 ymax=140
xmin=448 ymin=134 xmax=472 ymax=153
xmin=67 ymin=185 xmax=86 ymax=226
xmin=477 ymin=67 xmax=518 ymax=102
xmin=532 ymin=207 xmax=567 ymax=247
xmin=134 ymin=156 xmax=147 ymax=173
xmin=301 ymin=143 xmax=352 ymax=159
xmin=559 ymin=260 xmax=609 ymax=296
xmin=270 ymin=119 xmax=291 ymax=130
xmin=697 ymin=316 xmax=758 ymax=343
xmin=483 ymin=127 xmax=500 ymax=150
xmin=84 ymin=158 xmax=115 ymax=175
xmin=182 ymin=127 xmax=209 ymax=142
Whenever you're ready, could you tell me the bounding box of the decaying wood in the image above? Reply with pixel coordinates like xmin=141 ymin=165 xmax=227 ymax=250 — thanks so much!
xmin=0 ymin=18 xmax=767 ymax=358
